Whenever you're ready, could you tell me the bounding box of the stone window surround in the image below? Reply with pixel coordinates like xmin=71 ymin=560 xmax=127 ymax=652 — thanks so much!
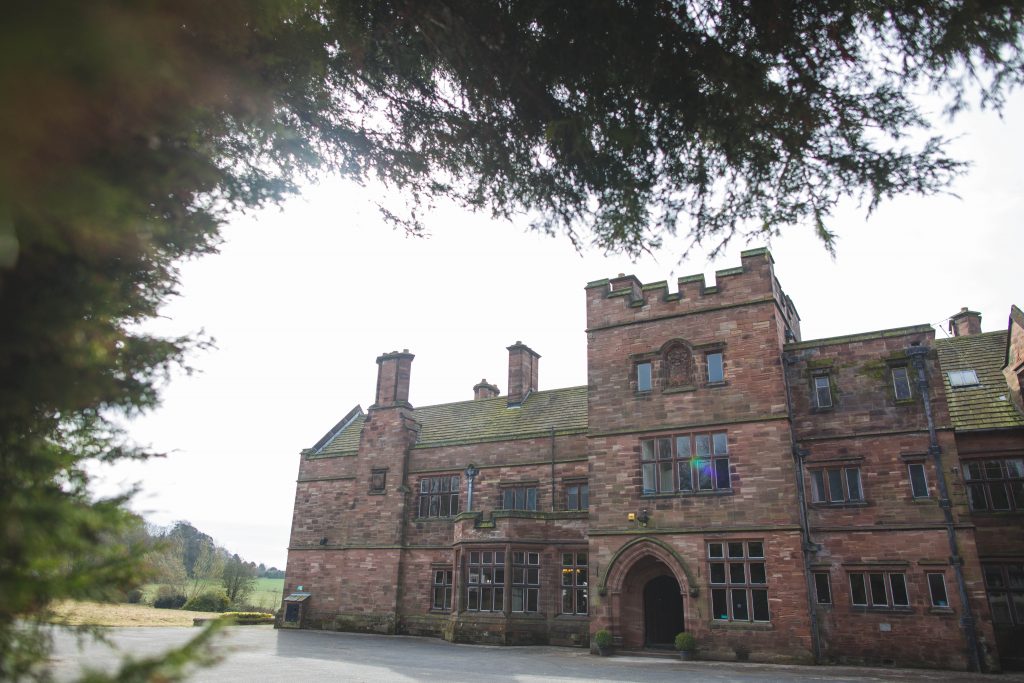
xmin=499 ymin=481 xmax=540 ymax=511
xmin=808 ymin=459 xmax=864 ymax=507
xmin=640 ymin=431 xmax=731 ymax=497
xmin=847 ymin=568 xmax=911 ymax=611
xmin=431 ymin=564 xmax=454 ymax=612
xmin=963 ymin=457 xmax=1024 ymax=513
xmin=628 ymin=340 xmax=728 ymax=395
xmin=417 ymin=474 xmax=461 ymax=519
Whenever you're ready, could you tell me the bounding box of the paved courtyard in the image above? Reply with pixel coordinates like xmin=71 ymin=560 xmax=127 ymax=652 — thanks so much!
xmin=49 ymin=626 xmax=1024 ymax=683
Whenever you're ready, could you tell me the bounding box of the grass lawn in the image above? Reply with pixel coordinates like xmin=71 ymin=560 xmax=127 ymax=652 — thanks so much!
xmin=50 ymin=601 xmax=223 ymax=627
xmin=141 ymin=578 xmax=284 ymax=611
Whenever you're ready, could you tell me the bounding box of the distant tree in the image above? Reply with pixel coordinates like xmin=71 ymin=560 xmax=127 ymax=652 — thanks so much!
xmin=3 ymin=3 xmax=1023 ymax=679
xmin=222 ymin=555 xmax=257 ymax=606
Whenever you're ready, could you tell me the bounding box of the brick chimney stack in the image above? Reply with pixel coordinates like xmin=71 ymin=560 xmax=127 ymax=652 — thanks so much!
xmin=373 ymin=350 xmax=414 ymax=408
xmin=473 ymin=379 xmax=500 ymax=400
xmin=507 ymin=341 xmax=540 ymax=406
xmin=949 ymin=308 xmax=983 ymax=337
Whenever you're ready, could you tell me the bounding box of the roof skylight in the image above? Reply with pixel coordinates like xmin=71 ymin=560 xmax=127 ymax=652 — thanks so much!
xmin=948 ymin=369 xmax=980 ymax=387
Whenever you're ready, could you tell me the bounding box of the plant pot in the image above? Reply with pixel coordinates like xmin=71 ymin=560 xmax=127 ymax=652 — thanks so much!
xmin=678 ymin=650 xmax=693 ymax=661
xmin=596 ymin=645 xmax=612 ymax=657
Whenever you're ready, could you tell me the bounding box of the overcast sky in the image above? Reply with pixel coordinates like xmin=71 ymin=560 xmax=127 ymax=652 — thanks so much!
xmin=94 ymin=91 xmax=1023 ymax=569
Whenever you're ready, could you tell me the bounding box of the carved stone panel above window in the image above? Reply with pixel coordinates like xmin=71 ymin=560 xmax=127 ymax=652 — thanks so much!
xmin=663 ymin=341 xmax=695 ymax=389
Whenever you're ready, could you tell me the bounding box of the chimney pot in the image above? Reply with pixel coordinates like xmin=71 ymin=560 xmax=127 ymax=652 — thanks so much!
xmin=473 ymin=379 xmax=500 ymax=400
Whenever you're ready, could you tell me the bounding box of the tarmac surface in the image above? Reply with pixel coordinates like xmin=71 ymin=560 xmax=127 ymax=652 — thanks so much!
xmin=48 ymin=625 xmax=1024 ymax=682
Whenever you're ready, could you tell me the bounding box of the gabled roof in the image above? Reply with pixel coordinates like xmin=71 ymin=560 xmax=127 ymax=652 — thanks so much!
xmin=936 ymin=331 xmax=1024 ymax=432
xmin=311 ymin=406 xmax=365 ymax=456
xmin=310 ymin=386 xmax=588 ymax=456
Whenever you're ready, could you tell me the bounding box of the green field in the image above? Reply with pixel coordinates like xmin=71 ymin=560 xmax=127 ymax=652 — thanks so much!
xmin=142 ymin=577 xmax=284 ymax=611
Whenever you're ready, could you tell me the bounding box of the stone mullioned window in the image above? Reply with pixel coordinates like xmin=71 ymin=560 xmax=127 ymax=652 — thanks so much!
xmin=708 ymin=541 xmax=769 ymax=622
xmin=641 ymin=432 xmax=730 ymax=495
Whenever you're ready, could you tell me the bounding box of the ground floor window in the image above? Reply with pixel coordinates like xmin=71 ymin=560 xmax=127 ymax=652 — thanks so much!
xmin=983 ymin=563 xmax=1024 ymax=625
xmin=512 ymin=551 xmax=540 ymax=612
xmin=561 ymin=552 xmax=588 ymax=614
xmin=432 ymin=567 xmax=453 ymax=610
xmin=708 ymin=540 xmax=768 ymax=622
xmin=466 ymin=550 xmax=505 ymax=612
xmin=849 ymin=572 xmax=909 ymax=608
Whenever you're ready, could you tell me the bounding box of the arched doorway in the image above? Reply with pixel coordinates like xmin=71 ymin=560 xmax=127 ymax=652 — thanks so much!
xmin=599 ymin=538 xmax=694 ymax=650
xmin=644 ymin=574 xmax=684 ymax=646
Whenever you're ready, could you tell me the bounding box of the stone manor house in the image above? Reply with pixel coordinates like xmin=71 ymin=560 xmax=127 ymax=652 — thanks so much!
xmin=282 ymin=248 xmax=1024 ymax=672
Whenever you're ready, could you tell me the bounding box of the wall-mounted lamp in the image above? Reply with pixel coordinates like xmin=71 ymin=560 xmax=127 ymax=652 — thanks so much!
xmin=319 ymin=537 xmax=328 ymax=546
xmin=638 ymin=508 xmax=650 ymax=527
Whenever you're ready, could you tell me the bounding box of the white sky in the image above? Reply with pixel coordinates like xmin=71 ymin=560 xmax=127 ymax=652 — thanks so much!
xmin=95 ymin=91 xmax=1023 ymax=569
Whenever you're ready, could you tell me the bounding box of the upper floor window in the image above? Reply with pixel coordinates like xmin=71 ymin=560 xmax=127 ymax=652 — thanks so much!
xmin=813 ymin=572 xmax=832 ymax=605
xmin=811 ymin=466 xmax=863 ymax=504
xmin=418 ymin=475 xmax=460 ymax=518
xmin=565 ymin=482 xmax=589 ymax=511
xmin=849 ymin=572 xmax=909 ymax=609
xmin=708 ymin=541 xmax=769 ymax=622
xmin=965 ymin=459 xmax=1024 ymax=512
xmin=501 ymin=485 xmax=538 ymax=511
xmin=369 ymin=468 xmax=387 ymax=493
xmin=636 ymin=361 xmax=653 ymax=392
xmin=908 ymin=462 xmax=929 ymax=498
xmin=948 ymin=369 xmax=980 ymax=387
xmin=892 ymin=366 xmax=912 ymax=401
xmin=812 ymin=374 xmax=833 ymax=409
xmin=927 ymin=572 xmax=950 ymax=608
xmin=706 ymin=352 xmax=725 ymax=384
xmin=641 ymin=432 xmax=730 ymax=495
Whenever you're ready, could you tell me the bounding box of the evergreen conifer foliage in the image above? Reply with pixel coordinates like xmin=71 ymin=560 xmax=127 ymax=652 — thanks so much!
xmin=1 ymin=2 xmax=1022 ymax=678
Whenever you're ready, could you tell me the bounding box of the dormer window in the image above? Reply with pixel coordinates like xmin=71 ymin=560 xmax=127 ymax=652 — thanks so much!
xmin=948 ymin=369 xmax=980 ymax=387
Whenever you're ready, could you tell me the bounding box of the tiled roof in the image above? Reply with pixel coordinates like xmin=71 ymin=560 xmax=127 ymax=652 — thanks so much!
xmin=413 ymin=386 xmax=588 ymax=448
xmin=935 ymin=331 xmax=1024 ymax=431
xmin=312 ymin=386 xmax=588 ymax=455
xmin=315 ymin=411 xmax=366 ymax=456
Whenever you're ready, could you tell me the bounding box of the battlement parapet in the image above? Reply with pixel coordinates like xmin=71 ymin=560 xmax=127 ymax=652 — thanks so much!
xmin=585 ymin=248 xmax=800 ymax=338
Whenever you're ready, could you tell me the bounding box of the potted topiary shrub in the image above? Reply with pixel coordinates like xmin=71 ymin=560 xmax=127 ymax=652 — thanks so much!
xmin=674 ymin=631 xmax=696 ymax=661
xmin=593 ymin=629 xmax=613 ymax=656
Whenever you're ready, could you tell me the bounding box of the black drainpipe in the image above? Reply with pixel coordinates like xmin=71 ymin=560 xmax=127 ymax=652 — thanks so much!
xmin=550 ymin=427 xmax=557 ymax=511
xmin=781 ymin=350 xmax=821 ymax=663
xmin=906 ymin=345 xmax=982 ymax=672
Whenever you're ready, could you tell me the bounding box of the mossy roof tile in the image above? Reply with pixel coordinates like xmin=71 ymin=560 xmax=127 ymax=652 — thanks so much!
xmin=313 ymin=386 xmax=588 ymax=455
xmin=935 ymin=331 xmax=1024 ymax=432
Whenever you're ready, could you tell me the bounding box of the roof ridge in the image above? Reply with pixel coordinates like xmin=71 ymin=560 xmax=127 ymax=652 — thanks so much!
xmin=412 ymin=384 xmax=588 ymax=412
